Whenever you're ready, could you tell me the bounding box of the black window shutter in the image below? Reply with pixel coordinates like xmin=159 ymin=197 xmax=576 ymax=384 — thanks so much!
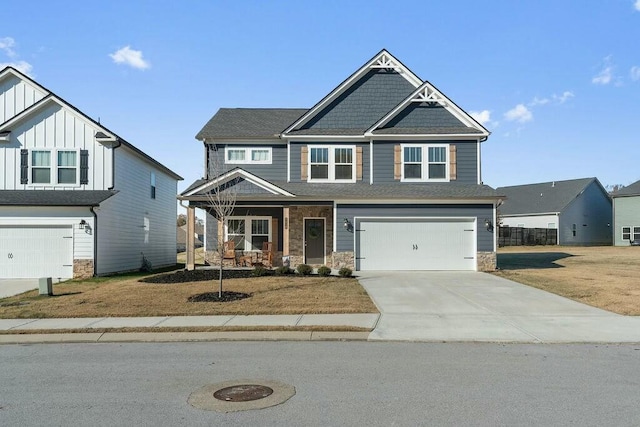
xmin=20 ymin=149 xmax=28 ymax=184
xmin=80 ymin=149 xmax=89 ymax=184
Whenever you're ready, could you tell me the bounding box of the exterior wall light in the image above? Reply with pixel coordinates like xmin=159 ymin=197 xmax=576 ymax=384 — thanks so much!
xmin=79 ymin=219 xmax=87 ymax=229
xmin=484 ymin=219 xmax=493 ymax=232
xmin=343 ymin=218 xmax=353 ymax=232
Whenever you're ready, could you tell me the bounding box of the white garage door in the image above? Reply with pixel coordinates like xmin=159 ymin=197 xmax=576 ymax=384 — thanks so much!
xmin=356 ymin=218 xmax=476 ymax=271
xmin=0 ymin=226 xmax=73 ymax=279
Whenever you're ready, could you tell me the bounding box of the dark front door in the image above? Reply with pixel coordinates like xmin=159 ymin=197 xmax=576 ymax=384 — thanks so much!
xmin=304 ymin=218 xmax=325 ymax=265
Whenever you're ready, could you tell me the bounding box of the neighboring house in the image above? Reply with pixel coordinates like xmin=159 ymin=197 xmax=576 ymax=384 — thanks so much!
xmin=497 ymin=178 xmax=612 ymax=245
xmin=612 ymin=179 xmax=640 ymax=246
xmin=179 ymin=49 xmax=502 ymax=271
xmin=176 ymin=223 xmax=204 ymax=252
xmin=0 ymin=67 xmax=182 ymax=280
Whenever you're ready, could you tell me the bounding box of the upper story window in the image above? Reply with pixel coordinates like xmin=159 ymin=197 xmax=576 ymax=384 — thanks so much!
xmin=150 ymin=172 xmax=156 ymax=199
xmin=30 ymin=149 xmax=78 ymax=185
xmin=401 ymin=144 xmax=448 ymax=182
xmin=308 ymin=146 xmax=355 ymax=182
xmin=225 ymin=147 xmax=272 ymax=164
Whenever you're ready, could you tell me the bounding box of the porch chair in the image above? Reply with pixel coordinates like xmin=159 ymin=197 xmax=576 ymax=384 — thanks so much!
xmin=258 ymin=241 xmax=274 ymax=267
xmin=223 ymin=241 xmax=237 ymax=266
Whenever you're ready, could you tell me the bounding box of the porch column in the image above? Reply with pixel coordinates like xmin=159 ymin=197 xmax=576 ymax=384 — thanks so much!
xmin=283 ymin=207 xmax=290 ymax=257
xmin=186 ymin=206 xmax=196 ymax=271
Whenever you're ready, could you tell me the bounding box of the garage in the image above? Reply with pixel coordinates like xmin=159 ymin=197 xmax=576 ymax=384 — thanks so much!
xmin=0 ymin=226 xmax=74 ymax=279
xmin=355 ymin=218 xmax=476 ymax=271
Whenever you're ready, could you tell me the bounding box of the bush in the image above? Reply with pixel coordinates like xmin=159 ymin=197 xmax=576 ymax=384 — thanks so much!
xmin=317 ymin=266 xmax=332 ymax=277
xmin=275 ymin=266 xmax=292 ymax=275
xmin=338 ymin=267 xmax=352 ymax=277
xmin=251 ymin=266 xmax=269 ymax=277
xmin=296 ymin=264 xmax=313 ymax=275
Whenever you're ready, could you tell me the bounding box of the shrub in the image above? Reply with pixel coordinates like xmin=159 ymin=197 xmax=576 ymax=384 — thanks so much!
xmin=275 ymin=266 xmax=292 ymax=275
xmin=296 ymin=264 xmax=313 ymax=275
xmin=251 ymin=266 xmax=268 ymax=277
xmin=338 ymin=267 xmax=352 ymax=278
xmin=317 ymin=266 xmax=332 ymax=277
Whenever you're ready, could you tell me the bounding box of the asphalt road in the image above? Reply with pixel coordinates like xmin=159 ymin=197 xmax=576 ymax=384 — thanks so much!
xmin=2 ymin=342 xmax=639 ymax=426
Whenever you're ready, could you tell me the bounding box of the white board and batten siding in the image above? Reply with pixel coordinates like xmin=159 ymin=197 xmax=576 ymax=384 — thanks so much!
xmin=0 ymin=73 xmax=47 ymax=123
xmin=0 ymin=207 xmax=94 ymax=279
xmin=95 ymin=146 xmax=177 ymax=275
xmin=0 ymin=101 xmax=113 ymax=191
xmin=355 ymin=217 xmax=477 ymax=271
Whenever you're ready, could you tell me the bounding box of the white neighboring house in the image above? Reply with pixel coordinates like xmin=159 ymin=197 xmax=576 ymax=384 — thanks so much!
xmin=0 ymin=67 xmax=182 ymax=280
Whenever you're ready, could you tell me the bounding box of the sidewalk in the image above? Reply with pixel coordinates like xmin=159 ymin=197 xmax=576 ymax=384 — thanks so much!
xmin=0 ymin=313 xmax=380 ymax=344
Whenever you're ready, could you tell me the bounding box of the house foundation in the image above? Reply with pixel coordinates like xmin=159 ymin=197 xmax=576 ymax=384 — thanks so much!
xmin=73 ymin=259 xmax=94 ymax=279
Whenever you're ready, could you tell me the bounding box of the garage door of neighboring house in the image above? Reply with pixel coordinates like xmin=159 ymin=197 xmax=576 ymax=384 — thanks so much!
xmin=356 ymin=218 xmax=476 ymax=271
xmin=0 ymin=226 xmax=74 ymax=279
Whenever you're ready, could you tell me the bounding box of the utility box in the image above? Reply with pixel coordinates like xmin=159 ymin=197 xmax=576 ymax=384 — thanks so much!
xmin=38 ymin=277 xmax=53 ymax=296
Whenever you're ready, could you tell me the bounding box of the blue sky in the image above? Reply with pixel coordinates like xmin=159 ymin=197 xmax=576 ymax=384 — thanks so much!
xmin=2 ymin=0 xmax=640 ymax=193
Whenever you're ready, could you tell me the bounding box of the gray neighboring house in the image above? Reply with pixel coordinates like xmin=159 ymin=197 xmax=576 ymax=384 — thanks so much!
xmin=497 ymin=178 xmax=612 ymax=246
xmin=179 ymin=49 xmax=502 ymax=271
xmin=176 ymin=224 xmax=204 ymax=252
xmin=612 ymin=179 xmax=640 ymax=245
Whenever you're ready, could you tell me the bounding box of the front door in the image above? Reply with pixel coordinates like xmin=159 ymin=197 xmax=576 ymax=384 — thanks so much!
xmin=304 ymin=218 xmax=325 ymax=265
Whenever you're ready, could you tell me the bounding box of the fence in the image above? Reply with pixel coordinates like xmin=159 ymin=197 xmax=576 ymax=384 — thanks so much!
xmin=498 ymin=227 xmax=557 ymax=247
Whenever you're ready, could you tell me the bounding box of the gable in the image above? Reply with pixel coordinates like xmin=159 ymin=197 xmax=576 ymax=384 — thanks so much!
xmin=0 ymin=69 xmax=48 ymax=124
xmin=497 ymin=178 xmax=599 ymax=215
xmin=298 ymin=69 xmax=416 ymax=131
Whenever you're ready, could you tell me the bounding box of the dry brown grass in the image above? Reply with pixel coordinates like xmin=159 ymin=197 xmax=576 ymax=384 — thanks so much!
xmin=176 ymin=247 xmax=206 ymax=265
xmin=494 ymin=246 xmax=640 ymax=315
xmin=0 ymin=273 xmax=378 ymax=319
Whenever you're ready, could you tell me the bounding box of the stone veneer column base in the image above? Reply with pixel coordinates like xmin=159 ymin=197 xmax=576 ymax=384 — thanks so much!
xmin=331 ymin=251 xmax=355 ymax=270
xmin=477 ymin=251 xmax=497 ymax=271
xmin=73 ymin=259 xmax=94 ymax=279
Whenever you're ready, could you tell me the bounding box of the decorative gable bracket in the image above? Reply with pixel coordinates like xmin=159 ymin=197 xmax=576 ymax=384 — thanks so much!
xmin=0 ymin=131 xmax=10 ymax=142
xmin=411 ymin=86 xmax=447 ymax=107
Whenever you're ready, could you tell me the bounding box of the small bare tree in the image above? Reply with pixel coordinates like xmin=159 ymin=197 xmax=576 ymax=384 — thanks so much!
xmin=204 ymin=146 xmax=237 ymax=298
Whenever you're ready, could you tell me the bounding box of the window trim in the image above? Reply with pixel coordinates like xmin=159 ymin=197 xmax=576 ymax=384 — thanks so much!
xmin=29 ymin=149 xmax=80 ymax=187
xmin=224 ymin=216 xmax=272 ymax=251
xmin=400 ymin=143 xmax=449 ymax=182
xmin=224 ymin=147 xmax=272 ymax=165
xmin=307 ymin=145 xmax=356 ymax=183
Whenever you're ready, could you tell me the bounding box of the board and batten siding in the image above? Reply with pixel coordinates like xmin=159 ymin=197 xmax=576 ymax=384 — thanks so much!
xmin=372 ymin=141 xmax=478 ymax=184
xmin=0 ymin=74 xmax=47 ymax=123
xmin=288 ymin=142 xmax=370 ymax=183
xmin=558 ymin=182 xmax=612 ymax=246
xmin=0 ymin=206 xmax=95 ymax=260
xmin=335 ymin=203 xmax=494 ymax=252
xmin=95 ymin=146 xmax=177 ymax=275
xmin=0 ymin=102 xmax=112 ymax=190
xmin=207 ymin=144 xmax=287 ymax=182
xmin=614 ymin=196 xmax=640 ymax=245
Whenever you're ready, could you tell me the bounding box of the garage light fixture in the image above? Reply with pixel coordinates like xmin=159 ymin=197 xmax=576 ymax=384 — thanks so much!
xmin=484 ymin=219 xmax=493 ymax=232
xmin=343 ymin=218 xmax=353 ymax=232
xmin=79 ymin=219 xmax=87 ymax=229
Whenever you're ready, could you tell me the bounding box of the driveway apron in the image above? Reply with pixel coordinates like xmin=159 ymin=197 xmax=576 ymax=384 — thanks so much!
xmin=0 ymin=279 xmax=39 ymax=299
xmin=358 ymin=271 xmax=640 ymax=343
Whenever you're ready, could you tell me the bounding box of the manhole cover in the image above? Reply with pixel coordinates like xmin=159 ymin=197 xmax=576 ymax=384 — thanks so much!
xmin=213 ymin=384 xmax=274 ymax=402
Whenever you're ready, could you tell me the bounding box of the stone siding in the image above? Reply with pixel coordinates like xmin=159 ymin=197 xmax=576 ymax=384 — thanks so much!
xmin=73 ymin=259 xmax=94 ymax=279
xmin=332 ymin=251 xmax=355 ymax=269
xmin=477 ymin=251 xmax=497 ymax=271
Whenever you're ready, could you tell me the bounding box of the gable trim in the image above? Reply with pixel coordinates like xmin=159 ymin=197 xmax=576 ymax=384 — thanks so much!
xmin=282 ymin=49 xmax=422 ymax=134
xmin=365 ymin=81 xmax=490 ymax=137
xmin=183 ymin=168 xmax=295 ymax=198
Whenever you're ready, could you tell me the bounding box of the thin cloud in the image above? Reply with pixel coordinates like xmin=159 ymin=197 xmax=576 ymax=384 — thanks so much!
xmin=469 ymin=110 xmax=492 ymax=125
xmin=592 ymin=56 xmax=614 ymax=85
xmin=504 ymin=104 xmax=533 ymax=123
xmin=0 ymin=37 xmax=16 ymax=57
xmin=635 ymin=0 xmax=640 ymax=11
xmin=109 ymin=46 xmax=150 ymax=70
xmin=630 ymin=66 xmax=640 ymax=81
xmin=0 ymin=60 xmax=32 ymax=75
xmin=553 ymin=91 xmax=575 ymax=103
xmin=529 ymin=96 xmax=549 ymax=106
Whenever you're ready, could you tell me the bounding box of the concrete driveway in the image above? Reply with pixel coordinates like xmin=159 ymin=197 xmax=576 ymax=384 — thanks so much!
xmin=0 ymin=279 xmax=39 ymax=299
xmin=358 ymin=271 xmax=640 ymax=343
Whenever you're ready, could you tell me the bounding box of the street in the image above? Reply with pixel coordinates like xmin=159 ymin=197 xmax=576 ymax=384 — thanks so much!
xmin=2 ymin=341 xmax=639 ymax=426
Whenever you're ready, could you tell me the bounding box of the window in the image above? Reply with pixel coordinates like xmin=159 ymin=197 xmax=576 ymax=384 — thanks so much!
xmin=150 ymin=172 xmax=156 ymax=199
xmin=401 ymin=144 xmax=448 ymax=181
xmin=225 ymin=147 xmax=272 ymax=164
xmin=30 ymin=150 xmax=79 ymax=185
xmin=308 ymin=146 xmax=355 ymax=182
xmin=622 ymin=226 xmax=640 ymax=241
xmin=226 ymin=217 xmax=271 ymax=251
xmin=635 ymin=227 xmax=640 ymax=242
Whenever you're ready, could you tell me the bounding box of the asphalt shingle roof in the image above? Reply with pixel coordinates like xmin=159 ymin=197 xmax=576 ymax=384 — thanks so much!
xmin=0 ymin=190 xmax=117 ymax=206
xmin=195 ymin=108 xmax=308 ymax=140
xmin=496 ymin=178 xmax=598 ymax=215
xmin=613 ymin=179 xmax=640 ymax=197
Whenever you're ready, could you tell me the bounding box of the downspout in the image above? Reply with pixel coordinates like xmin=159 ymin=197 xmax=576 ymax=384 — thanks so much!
xmin=109 ymin=139 xmax=122 ymax=190
xmin=90 ymin=206 xmax=98 ymax=277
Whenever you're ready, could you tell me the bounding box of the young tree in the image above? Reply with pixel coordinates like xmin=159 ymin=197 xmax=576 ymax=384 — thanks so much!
xmin=204 ymin=146 xmax=237 ymax=298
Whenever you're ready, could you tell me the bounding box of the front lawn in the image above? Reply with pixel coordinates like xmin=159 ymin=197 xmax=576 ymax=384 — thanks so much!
xmin=0 ymin=269 xmax=378 ymax=319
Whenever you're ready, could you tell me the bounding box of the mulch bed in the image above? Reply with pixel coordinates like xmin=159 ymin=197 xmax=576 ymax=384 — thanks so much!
xmin=140 ymin=268 xmax=276 ymax=283
xmin=186 ymin=291 xmax=251 ymax=303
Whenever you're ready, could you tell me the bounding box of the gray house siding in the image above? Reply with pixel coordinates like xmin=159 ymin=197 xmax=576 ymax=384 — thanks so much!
xmin=614 ymin=196 xmax=640 ymax=245
xmin=204 ymin=206 xmax=284 ymax=252
xmin=207 ymin=144 xmax=287 ymax=182
xmin=558 ymin=183 xmax=612 ymax=245
xmin=301 ymin=69 xmax=415 ymax=130
xmin=289 ymin=142 xmax=370 ymax=183
xmin=372 ymin=141 xmax=478 ymax=184
xmin=335 ymin=204 xmax=494 ymax=252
